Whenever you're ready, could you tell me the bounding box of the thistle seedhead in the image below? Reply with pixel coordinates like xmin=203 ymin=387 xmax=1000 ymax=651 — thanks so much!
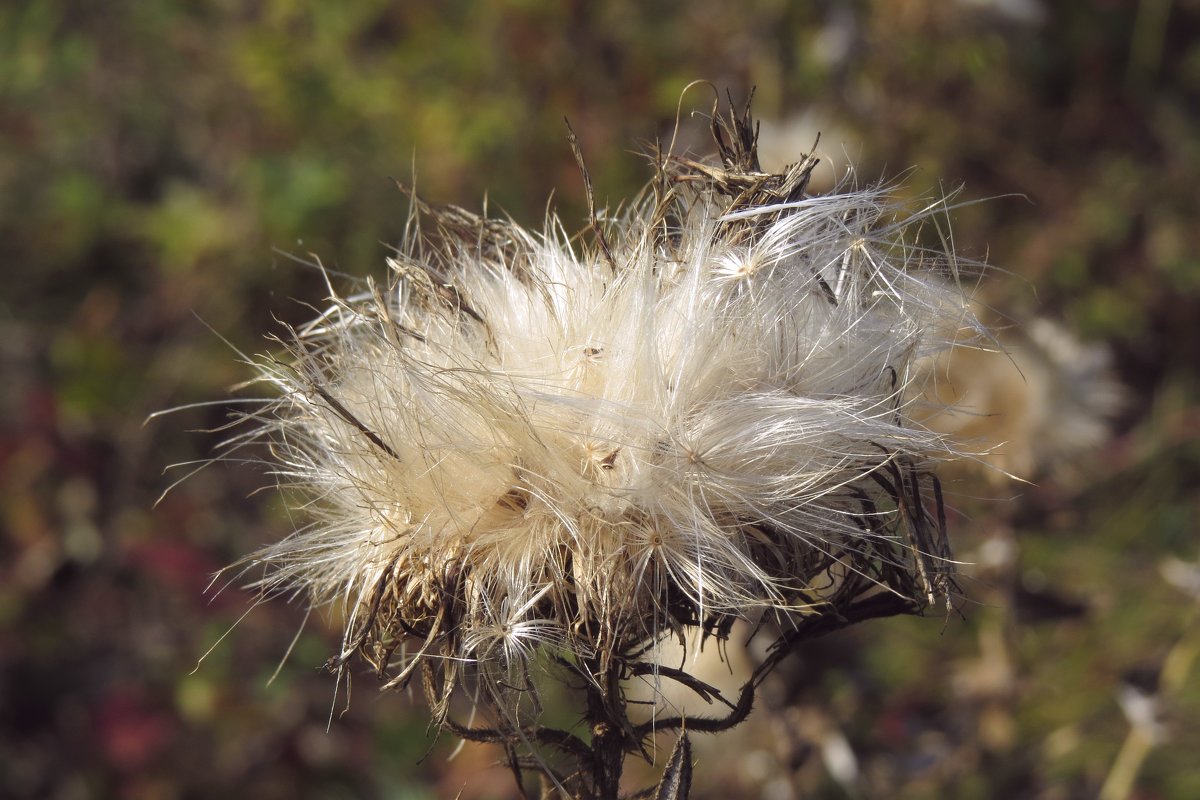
xmin=219 ymin=93 xmax=983 ymax=794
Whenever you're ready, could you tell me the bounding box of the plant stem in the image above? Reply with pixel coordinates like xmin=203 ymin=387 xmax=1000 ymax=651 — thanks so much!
xmin=585 ymin=660 xmax=626 ymax=800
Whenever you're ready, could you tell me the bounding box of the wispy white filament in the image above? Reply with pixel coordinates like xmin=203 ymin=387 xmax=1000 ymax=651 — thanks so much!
xmin=229 ymin=150 xmax=981 ymax=712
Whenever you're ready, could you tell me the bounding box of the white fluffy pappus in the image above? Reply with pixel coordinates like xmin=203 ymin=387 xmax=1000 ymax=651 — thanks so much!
xmin=221 ymin=109 xmax=984 ymax=724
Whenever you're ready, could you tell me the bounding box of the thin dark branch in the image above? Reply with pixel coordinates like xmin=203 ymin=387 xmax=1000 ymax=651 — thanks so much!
xmin=633 ymin=672 xmax=754 ymax=739
xmin=760 ymin=592 xmax=919 ymax=677
xmin=309 ymin=382 xmax=402 ymax=461
xmin=626 ymin=663 xmax=736 ymax=711
xmin=444 ymin=716 xmax=594 ymax=764
xmin=634 ymin=592 xmax=921 ymax=741
xmin=565 ymin=117 xmax=617 ymax=271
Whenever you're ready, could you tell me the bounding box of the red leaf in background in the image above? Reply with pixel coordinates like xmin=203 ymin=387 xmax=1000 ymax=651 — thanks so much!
xmin=124 ymin=539 xmax=227 ymax=605
xmin=94 ymin=688 xmax=175 ymax=772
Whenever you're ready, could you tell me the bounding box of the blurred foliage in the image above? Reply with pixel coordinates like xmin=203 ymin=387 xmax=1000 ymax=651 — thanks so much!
xmin=2 ymin=0 xmax=1199 ymax=798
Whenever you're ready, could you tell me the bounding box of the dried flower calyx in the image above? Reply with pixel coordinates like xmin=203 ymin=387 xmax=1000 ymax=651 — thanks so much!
xmin=237 ymin=95 xmax=979 ymax=737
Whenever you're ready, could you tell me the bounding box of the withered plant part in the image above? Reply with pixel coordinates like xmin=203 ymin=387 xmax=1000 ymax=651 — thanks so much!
xmin=220 ymin=89 xmax=981 ymax=799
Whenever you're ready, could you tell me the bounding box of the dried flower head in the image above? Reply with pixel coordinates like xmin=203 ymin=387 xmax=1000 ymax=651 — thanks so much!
xmin=215 ymin=94 xmax=983 ymax=795
xmin=919 ymin=315 xmax=1124 ymax=484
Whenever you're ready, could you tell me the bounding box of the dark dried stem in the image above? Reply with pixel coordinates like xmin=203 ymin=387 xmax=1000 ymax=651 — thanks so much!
xmin=584 ymin=659 xmax=628 ymax=800
xmin=565 ymin=118 xmax=617 ymax=272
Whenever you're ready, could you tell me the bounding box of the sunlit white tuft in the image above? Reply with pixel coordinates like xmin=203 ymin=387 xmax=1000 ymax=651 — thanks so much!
xmin=222 ymin=106 xmax=984 ymax=724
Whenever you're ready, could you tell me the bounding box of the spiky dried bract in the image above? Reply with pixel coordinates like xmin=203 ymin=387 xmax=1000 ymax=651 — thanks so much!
xmin=238 ymin=104 xmax=979 ymax=724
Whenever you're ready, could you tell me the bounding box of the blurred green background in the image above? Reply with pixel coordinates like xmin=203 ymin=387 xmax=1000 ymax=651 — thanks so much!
xmin=2 ymin=0 xmax=1198 ymax=797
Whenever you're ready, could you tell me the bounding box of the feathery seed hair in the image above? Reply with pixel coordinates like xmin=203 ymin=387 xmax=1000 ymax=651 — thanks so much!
xmin=229 ymin=96 xmax=980 ymax=754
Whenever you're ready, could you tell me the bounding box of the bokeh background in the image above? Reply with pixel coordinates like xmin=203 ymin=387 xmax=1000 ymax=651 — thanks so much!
xmin=2 ymin=1 xmax=1198 ymax=797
